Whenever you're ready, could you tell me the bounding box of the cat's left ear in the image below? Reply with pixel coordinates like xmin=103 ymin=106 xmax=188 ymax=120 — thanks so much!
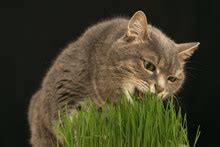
xmin=177 ymin=42 xmax=200 ymax=60
xmin=126 ymin=11 xmax=148 ymax=41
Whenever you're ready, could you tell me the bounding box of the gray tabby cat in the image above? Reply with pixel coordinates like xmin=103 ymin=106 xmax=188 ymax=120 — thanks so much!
xmin=28 ymin=11 xmax=199 ymax=147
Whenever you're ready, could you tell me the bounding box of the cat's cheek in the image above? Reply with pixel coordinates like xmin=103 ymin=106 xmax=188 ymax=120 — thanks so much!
xmin=174 ymin=81 xmax=184 ymax=93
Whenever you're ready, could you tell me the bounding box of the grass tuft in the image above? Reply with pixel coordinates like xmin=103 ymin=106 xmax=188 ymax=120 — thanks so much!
xmin=54 ymin=93 xmax=200 ymax=147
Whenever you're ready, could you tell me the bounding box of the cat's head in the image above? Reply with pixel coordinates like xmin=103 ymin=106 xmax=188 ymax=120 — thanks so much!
xmin=108 ymin=11 xmax=199 ymax=100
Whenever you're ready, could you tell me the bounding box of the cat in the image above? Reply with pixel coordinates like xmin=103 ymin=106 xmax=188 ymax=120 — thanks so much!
xmin=28 ymin=11 xmax=199 ymax=147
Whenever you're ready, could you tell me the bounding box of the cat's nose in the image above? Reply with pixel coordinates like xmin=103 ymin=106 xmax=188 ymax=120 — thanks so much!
xmin=154 ymin=84 xmax=164 ymax=93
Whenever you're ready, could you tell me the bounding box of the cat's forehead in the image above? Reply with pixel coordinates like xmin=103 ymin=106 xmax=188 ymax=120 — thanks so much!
xmin=140 ymin=26 xmax=183 ymax=72
xmin=139 ymin=45 xmax=182 ymax=74
xmin=157 ymin=55 xmax=183 ymax=74
xmin=147 ymin=25 xmax=176 ymax=54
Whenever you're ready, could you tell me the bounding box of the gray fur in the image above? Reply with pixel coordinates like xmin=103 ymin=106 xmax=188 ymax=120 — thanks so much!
xmin=28 ymin=11 xmax=199 ymax=146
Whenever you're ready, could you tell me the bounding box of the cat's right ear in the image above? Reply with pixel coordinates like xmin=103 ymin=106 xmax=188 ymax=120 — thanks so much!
xmin=125 ymin=11 xmax=148 ymax=42
xmin=177 ymin=42 xmax=200 ymax=61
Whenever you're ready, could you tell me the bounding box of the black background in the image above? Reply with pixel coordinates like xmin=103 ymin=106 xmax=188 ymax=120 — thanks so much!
xmin=2 ymin=0 xmax=220 ymax=146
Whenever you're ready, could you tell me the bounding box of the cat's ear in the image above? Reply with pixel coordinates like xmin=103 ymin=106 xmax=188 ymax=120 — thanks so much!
xmin=126 ymin=11 xmax=148 ymax=41
xmin=177 ymin=42 xmax=200 ymax=60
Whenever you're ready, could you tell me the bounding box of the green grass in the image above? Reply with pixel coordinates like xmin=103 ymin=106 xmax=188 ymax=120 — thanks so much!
xmin=53 ymin=93 xmax=200 ymax=147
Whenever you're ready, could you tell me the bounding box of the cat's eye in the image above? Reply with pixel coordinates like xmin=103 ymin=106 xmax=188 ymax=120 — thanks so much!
xmin=168 ymin=76 xmax=177 ymax=82
xmin=144 ymin=61 xmax=156 ymax=72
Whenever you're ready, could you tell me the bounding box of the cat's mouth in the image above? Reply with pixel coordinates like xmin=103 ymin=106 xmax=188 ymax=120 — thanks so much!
xmin=133 ymin=88 xmax=168 ymax=100
xmin=134 ymin=88 xmax=145 ymax=101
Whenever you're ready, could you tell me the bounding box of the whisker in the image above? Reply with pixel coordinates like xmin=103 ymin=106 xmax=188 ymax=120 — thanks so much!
xmin=184 ymin=60 xmax=202 ymax=64
xmin=172 ymin=94 xmax=180 ymax=106
xmin=185 ymin=66 xmax=202 ymax=71
xmin=185 ymin=72 xmax=198 ymax=80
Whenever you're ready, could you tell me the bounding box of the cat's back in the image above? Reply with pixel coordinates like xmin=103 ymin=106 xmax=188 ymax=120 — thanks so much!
xmin=83 ymin=17 xmax=129 ymax=40
xmin=41 ymin=17 xmax=130 ymax=90
xmin=49 ymin=17 xmax=129 ymax=76
xmin=52 ymin=17 xmax=129 ymax=66
xmin=68 ymin=17 xmax=129 ymax=50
